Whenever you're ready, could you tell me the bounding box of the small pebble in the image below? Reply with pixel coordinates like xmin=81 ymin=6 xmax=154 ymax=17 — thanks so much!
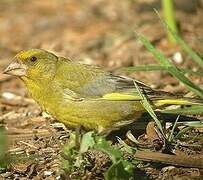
xmin=2 ymin=92 xmax=16 ymax=100
xmin=44 ymin=171 xmax=53 ymax=176
xmin=172 ymin=52 xmax=183 ymax=64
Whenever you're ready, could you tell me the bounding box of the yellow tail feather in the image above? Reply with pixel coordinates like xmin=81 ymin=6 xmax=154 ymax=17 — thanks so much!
xmin=155 ymin=99 xmax=199 ymax=107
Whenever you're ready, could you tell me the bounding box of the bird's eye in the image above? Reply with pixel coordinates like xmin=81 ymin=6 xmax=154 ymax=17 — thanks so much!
xmin=30 ymin=56 xmax=37 ymax=62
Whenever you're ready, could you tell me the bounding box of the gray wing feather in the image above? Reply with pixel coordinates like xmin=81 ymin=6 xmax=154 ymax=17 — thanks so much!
xmin=76 ymin=73 xmax=171 ymax=99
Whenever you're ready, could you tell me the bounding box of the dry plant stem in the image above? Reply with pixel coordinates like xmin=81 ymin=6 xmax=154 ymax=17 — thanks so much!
xmin=134 ymin=150 xmax=203 ymax=168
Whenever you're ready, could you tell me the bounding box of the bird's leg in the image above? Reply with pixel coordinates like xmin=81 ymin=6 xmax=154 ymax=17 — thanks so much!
xmin=98 ymin=128 xmax=113 ymax=137
xmin=75 ymin=125 xmax=82 ymax=150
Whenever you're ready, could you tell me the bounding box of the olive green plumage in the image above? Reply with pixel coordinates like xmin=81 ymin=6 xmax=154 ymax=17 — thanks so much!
xmin=3 ymin=49 xmax=202 ymax=133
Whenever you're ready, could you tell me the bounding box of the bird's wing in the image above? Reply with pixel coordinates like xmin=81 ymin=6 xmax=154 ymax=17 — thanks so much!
xmin=77 ymin=72 xmax=203 ymax=106
xmin=56 ymin=58 xmax=173 ymax=100
xmin=76 ymin=73 xmax=173 ymax=100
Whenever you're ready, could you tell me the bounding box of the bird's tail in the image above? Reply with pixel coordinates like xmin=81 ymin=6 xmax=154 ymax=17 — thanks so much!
xmin=154 ymin=97 xmax=203 ymax=107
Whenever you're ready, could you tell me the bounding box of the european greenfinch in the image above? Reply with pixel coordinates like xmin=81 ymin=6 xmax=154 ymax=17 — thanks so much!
xmin=3 ymin=49 xmax=202 ymax=133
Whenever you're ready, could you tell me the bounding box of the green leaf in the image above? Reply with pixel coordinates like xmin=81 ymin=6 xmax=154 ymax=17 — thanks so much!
xmin=60 ymin=132 xmax=78 ymax=172
xmin=104 ymin=160 xmax=134 ymax=180
xmin=94 ymin=136 xmax=121 ymax=163
xmin=80 ymin=131 xmax=95 ymax=154
xmin=62 ymin=132 xmax=77 ymax=155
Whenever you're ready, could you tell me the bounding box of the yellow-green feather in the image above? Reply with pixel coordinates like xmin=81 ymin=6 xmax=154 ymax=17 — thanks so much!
xmin=13 ymin=49 xmax=203 ymax=132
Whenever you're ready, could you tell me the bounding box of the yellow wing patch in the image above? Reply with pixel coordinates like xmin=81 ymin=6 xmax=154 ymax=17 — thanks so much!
xmin=102 ymin=93 xmax=141 ymax=101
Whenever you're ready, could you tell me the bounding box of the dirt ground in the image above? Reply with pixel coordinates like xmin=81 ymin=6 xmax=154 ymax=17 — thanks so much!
xmin=0 ymin=0 xmax=203 ymax=179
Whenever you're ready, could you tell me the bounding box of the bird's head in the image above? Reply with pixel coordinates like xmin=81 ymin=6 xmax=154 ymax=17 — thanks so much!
xmin=3 ymin=49 xmax=58 ymax=83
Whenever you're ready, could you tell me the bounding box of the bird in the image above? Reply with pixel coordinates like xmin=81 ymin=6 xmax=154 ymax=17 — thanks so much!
xmin=3 ymin=49 xmax=202 ymax=134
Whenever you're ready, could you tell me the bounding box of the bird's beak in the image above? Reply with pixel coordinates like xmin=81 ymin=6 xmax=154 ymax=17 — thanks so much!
xmin=3 ymin=60 xmax=27 ymax=77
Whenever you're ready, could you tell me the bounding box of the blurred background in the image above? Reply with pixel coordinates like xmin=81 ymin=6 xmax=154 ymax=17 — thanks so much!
xmin=0 ymin=0 xmax=203 ymax=94
xmin=0 ymin=0 xmax=203 ymax=178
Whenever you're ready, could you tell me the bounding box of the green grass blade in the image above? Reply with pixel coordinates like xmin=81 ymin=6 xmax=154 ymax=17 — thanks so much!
xmin=162 ymin=0 xmax=177 ymax=44
xmin=168 ymin=115 xmax=179 ymax=142
xmin=175 ymin=126 xmax=193 ymax=139
xmin=0 ymin=128 xmax=8 ymax=171
xmin=119 ymin=65 xmax=203 ymax=77
xmin=178 ymin=68 xmax=203 ymax=77
xmin=155 ymin=9 xmax=203 ymax=69
xmin=179 ymin=121 xmax=203 ymax=128
xmin=134 ymin=81 xmax=165 ymax=137
xmin=119 ymin=64 xmax=164 ymax=72
xmin=136 ymin=33 xmax=203 ymax=99
xmin=161 ymin=105 xmax=203 ymax=115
